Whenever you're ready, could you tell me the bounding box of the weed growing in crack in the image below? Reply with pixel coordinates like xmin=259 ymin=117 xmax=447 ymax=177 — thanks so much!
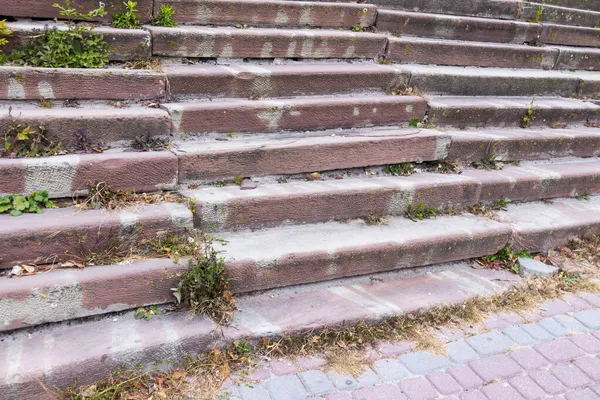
xmin=0 ymin=190 xmax=55 ymax=216
xmin=135 ymin=305 xmax=164 ymax=321
xmin=382 ymin=163 xmax=415 ymax=176
xmin=473 ymin=146 xmax=504 ymax=170
xmin=112 ymin=1 xmax=142 ymax=29
xmin=5 ymin=3 xmax=110 ymax=68
xmin=406 ymin=203 xmax=437 ymax=222
xmin=130 ymin=135 xmax=171 ymax=151
xmin=0 ymin=20 xmax=11 ymax=62
xmin=153 ymin=4 xmax=178 ymax=27
xmin=3 ymin=118 xmax=63 ymax=158
xmin=520 ymin=96 xmax=537 ymax=128
xmin=424 ymin=159 xmax=462 ymax=174
xmin=477 ymin=244 xmax=533 ymax=274
xmin=351 ymin=24 xmax=364 ymax=32
xmin=74 ymin=182 xmax=186 ymax=211
xmin=124 ymin=57 xmax=162 ymax=70
xmin=576 ymin=192 xmax=591 ymax=201
xmin=529 ymin=3 xmax=544 ymax=23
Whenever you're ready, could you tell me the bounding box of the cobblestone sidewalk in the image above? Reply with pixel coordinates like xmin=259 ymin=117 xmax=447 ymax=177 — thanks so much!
xmin=221 ymin=292 xmax=600 ymax=400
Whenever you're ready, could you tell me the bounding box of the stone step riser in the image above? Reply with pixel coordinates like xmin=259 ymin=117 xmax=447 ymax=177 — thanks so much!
xmin=0 ymin=203 xmax=193 ymax=269
xmin=0 ymin=107 xmax=171 ymax=151
xmin=376 ymin=10 xmax=600 ymax=48
xmin=522 ymin=2 xmax=600 ymax=29
xmin=5 ymin=22 xmax=152 ymax=62
xmin=186 ymin=161 xmax=600 ymax=232
xmin=0 ymin=152 xmax=178 ymax=199
xmin=164 ymin=96 xmax=427 ymax=134
xmin=387 ymin=39 xmax=600 ymax=71
xmin=148 ymin=26 xmax=388 ymax=59
xmin=0 ymin=258 xmax=186 ymax=332
xmin=544 ymin=0 xmax=600 ymax=12
xmin=369 ymin=0 xmax=521 ymax=20
xmin=154 ymin=0 xmax=378 ymax=28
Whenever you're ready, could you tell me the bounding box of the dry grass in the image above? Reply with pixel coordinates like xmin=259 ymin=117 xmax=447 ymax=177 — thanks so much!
xmin=124 ymin=58 xmax=162 ymax=71
xmin=324 ymin=350 xmax=366 ymax=377
xmin=74 ymin=182 xmax=188 ymax=211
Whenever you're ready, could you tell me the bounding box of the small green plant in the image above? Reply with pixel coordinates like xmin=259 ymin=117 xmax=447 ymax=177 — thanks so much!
xmin=0 ymin=190 xmax=55 ymax=216
xmin=490 ymin=198 xmax=511 ymax=210
xmin=406 ymin=203 xmax=437 ymax=222
xmin=576 ymin=192 xmax=591 ymax=201
xmin=233 ymin=176 xmax=244 ymax=185
xmin=529 ymin=3 xmax=544 ymax=23
xmin=377 ymin=56 xmax=391 ymax=65
xmin=382 ymin=163 xmax=415 ymax=176
xmin=3 ymin=119 xmax=62 ymax=158
xmin=234 ymin=24 xmax=249 ymax=29
xmin=230 ymin=339 xmax=253 ymax=361
xmin=480 ymin=244 xmax=533 ymax=274
xmin=172 ymin=241 xmax=237 ymax=324
xmin=134 ymin=305 xmax=164 ymax=321
xmin=5 ymin=3 xmax=110 ymax=68
xmin=113 ymin=1 xmax=141 ymax=29
xmin=351 ymin=24 xmax=364 ymax=32
xmin=0 ymin=20 xmax=11 ymax=62
xmin=408 ymin=118 xmax=422 ymax=128
xmin=211 ymin=181 xmax=226 ymax=187
xmin=426 ymin=159 xmax=462 ymax=174
xmin=153 ymin=4 xmax=178 ymax=27
xmin=39 ymin=99 xmax=54 ymax=109
xmin=520 ymin=96 xmax=536 ymax=128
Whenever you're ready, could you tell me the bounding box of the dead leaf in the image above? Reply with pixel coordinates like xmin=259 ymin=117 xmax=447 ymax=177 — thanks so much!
xmin=22 ymin=265 xmax=36 ymax=273
xmin=171 ymin=370 xmax=185 ymax=380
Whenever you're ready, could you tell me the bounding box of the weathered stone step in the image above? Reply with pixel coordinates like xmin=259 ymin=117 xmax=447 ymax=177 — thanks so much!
xmin=154 ymin=0 xmax=377 ymax=28
xmin=376 ymin=10 xmax=600 ymax=48
xmin=164 ymin=63 xmax=409 ymax=100
xmin=163 ymin=96 xmax=427 ymax=134
xmin=0 ymin=265 xmax=516 ymax=400
xmin=497 ymin=195 xmax=600 ymax=251
xmin=544 ymin=0 xmax=600 ymax=12
xmin=175 ymin=128 xmax=448 ymax=182
xmin=147 ymin=25 xmax=388 ymax=59
xmin=368 ymin=0 xmax=521 ymax=20
xmin=0 ymin=0 xmax=154 ymax=23
xmin=0 ymin=258 xmax=186 ymax=332
xmin=0 ymin=106 xmax=171 ymax=151
xmin=427 ymin=96 xmax=600 ymax=128
xmin=0 ymin=203 xmax=192 ymax=269
xmin=522 ymin=2 xmax=600 ymax=28
xmin=0 ymin=151 xmax=178 ymax=199
xmin=184 ymin=159 xmax=600 ymax=231
xmin=387 ymin=37 xmax=600 ymax=71
xmin=216 ymin=213 xmax=511 ymax=292
xmin=5 ymin=21 xmax=151 ymax=62
xmin=403 ymin=65 xmax=600 ymax=97
xmin=0 ymin=66 xmax=166 ymax=101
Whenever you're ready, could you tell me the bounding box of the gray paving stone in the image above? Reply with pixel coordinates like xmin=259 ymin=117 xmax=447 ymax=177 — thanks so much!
xmin=265 ymin=375 xmax=308 ymax=400
xmin=298 ymin=370 xmax=335 ymax=396
xmin=465 ymin=331 xmax=515 ymax=356
xmin=222 ymin=386 xmax=242 ymax=400
xmin=399 ymin=351 xmax=451 ymax=374
xmin=521 ymin=323 xmax=555 ymax=342
xmin=538 ymin=318 xmax=569 ymax=337
xmin=239 ymin=383 xmax=272 ymax=400
xmin=518 ymin=257 xmax=558 ymax=277
xmin=372 ymin=358 xmax=412 ymax=382
xmin=554 ymin=315 xmax=589 ymax=333
xmin=503 ymin=326 xmax=537 ymax=346
xmin=326 ymin=366 xmax=379 ymax=390
xmin=447 ymin=340 xmax=480 ymax=363
xmin=573 ymin=309 xmax=600 ymax=329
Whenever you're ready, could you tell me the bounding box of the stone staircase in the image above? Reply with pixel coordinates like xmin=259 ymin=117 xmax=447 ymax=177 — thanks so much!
xmin=0 ymin=0 xmax=599 ymax=397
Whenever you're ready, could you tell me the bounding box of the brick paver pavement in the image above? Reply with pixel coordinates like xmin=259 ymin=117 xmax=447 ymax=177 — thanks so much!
xmin=221 ymin=293 xmax=600 ymax=400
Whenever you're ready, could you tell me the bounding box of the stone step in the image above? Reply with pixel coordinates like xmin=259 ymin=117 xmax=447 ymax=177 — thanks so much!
xmin=0 ymin=66 xmax=167 ymax=101
xmin=427 ymin=96 xmax=600 ymax=128
xmin=497 ymin=195 xmax=600 ymax=251
xmin=0 ymin=151 xmax=178 ymax=199
xmin=375 ymin=10 xmax=600 ymax=48
xmin=153 ymin=0 xmax=377 ymax=28
xmin=147 ymin=25 xmax=388 ymax=59
xmin=0 ymin=257 xmax=187 ymax=332
xmin=176 ymin=128 xmax=448 ymax=182
xmin=215 ymin=213 xmax=512 ymax=292
xmin=184 ymin=159 xmax=600 ymax=232
xmin=0 ymin=0 xmax=154 ymax=23
xmin=0 ymin=203 xmax=193 ymax=269
xmin=164 ymin=63 xmax=409 ymax=100
xmin=0 ymin=265 xmax=517 ymax=399
xmin=404 ymin=65 xmax=600 ymax=97
xmin=162 ymin=95 xmax=427 ymax=134
xmin=387 ymin=37 xmax=600 ymax=71
xmin=4 ymin=21 xmax=151 ymax=62
xmin=368 ymin=0 xmax=521 ymax=20
xmin=0 ymin=106 xmax=171 ymax=151
xmin=522 ymin=2 xmax=600 ymax=28
xmin=544 ymin=0 xmax=600 ymax=12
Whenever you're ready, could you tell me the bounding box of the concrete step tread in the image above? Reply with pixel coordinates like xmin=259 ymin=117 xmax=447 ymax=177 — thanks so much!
xmin=0 ymin=202 xmax=193 ymax=268
xmin=0 ymin=265 xmax=517 ymax=399
xmin=402 ymin=63 xmax=600 ymax=79
xmin=522 ymin=2 xmax=600 ymax=28
xmin=544 ymin=0 xmax=600 ymax=12
xmin=428 ymin=95 xmax=600 ymax=109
